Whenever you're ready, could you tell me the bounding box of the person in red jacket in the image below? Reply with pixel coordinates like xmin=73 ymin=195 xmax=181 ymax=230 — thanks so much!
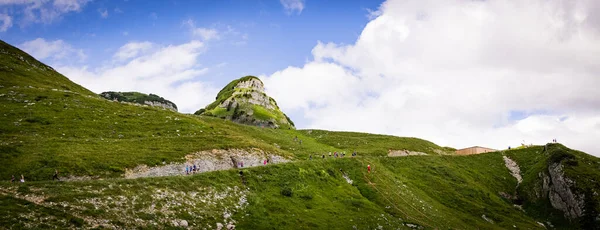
xmin=367 ymin=165 xmax=371 ymax=173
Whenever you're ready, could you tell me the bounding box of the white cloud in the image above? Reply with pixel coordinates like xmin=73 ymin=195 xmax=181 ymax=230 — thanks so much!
xmin=0 ymin=13 xmax=12 ymax=32
xmin=99 ymin=8 xmax=108 ymax=18
xmin=57 ymin=40 xmax=218 ymax=113
xmin=113 ymin=41 xmax=153 ymax=61
xmin=184 ymin=19 xmax=219 ymax=41
xmin=263 ymin=0 xmax=600 ymax=156
xmin=280 ymin=0 xmax=305 ymax=15
xmin=19 ymin=38 xmax=86 ymax=62
xmin=192 ymin=28 xmax=219 ymax=41
xmin=0 ymin=0 xmax=89 ymax=26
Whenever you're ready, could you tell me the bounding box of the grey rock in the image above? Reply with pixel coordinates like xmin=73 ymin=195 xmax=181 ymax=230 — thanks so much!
xmin=536 ymin=163 xmax=585 ymax=220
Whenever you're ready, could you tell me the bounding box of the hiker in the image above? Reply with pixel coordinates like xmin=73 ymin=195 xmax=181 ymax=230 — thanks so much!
xmin=299 ymin=140 xmax=302 ymax=145
xmin=52 ymin=169 xmax=60 ymax=181
xmin=367 ymin=165 xmax=371 ymax=173
xmin=241 ymin=161 xmax=244 ymax=168
xmin=309 ymin=155 xmax=312 ymax=160
xmin=185 ymin=165 xmax=189 ymax=175
xmin=322 ymin=154 xmax=325 ymax=159
xmin=508 ymin=146 xmax=511 ymax=150
xmin=10 ymin=175 xmax=15 ymax=183
xmin=329 ymin=152 xmax=331 ymax=157
xmin=20 ymin=174 xmax=24 ymax=183
xmin=264 ymin=159 xmax=267 ymax=165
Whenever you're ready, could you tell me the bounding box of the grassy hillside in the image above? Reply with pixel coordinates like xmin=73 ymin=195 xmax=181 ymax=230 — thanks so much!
xmin=506 ymin=144 xmax=600 ymax=229
xmin=0 ymin=40 xmax=449 ymax=180
xmin=1 ymin=153 xmax=547 ymax=229
xmin=2 ymin=39 xmax=599 ymax=229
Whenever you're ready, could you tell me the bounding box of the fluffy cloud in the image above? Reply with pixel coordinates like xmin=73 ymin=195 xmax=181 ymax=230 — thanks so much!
xmin=280 ymin=0 xmax=305 ymax=15
xmin=56 ymin=40 xmax=218 ymax=113
xmin=0 ymin=13 xmax=12 ymax=32
xmin=0 ymin=0 xmax=89 ymax=26
xmin=262 ymin=0 xmax=600 ymax=156
xmin=19 ymin=38 xmax=86 ymax=62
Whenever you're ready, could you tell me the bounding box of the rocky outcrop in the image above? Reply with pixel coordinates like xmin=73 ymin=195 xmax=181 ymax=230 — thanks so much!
xmin=197 ymin=76 xmax=295 ymax=129
xmin=124 ymin=148 xmax=288 ymax=179
xmin=503 ymin=156 xmax=522 ymax=185
xmin=536 ymin=163 xmax=585 ymax=220
xmin=387 ymin=149 xmax=427 ymax=157
xmin=100 ymin=91 xmax=178 ymax=112
xmin=143 ymin=100 xmax=177 ymax=111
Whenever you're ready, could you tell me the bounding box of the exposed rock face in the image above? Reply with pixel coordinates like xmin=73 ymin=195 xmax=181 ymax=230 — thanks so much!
xmin=536 ymin=163 xmax=585 ymax=220
xmin=100 ymin=91 xmax=178 ymax=112
xmin=124 ymin=148 xmax=288 ymax=179
xmin=503 ymin=156 xmax=522 ymax=185
xmin=143 ymin=100 xmax=177 ymax=111
xmin=198 ymin=76 xmax=295 ymax=129
xmin=387 ymin=149 xmax=427 ymax=157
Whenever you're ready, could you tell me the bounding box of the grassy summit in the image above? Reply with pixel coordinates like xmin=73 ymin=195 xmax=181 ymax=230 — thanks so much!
xmin=196 ymin=76 xmax=295 ymax=129
xmin=0 ymin=39 xmax=599 ymax=229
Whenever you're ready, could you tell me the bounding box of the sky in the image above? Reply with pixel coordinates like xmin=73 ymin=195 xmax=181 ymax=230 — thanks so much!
xmin=1 ymin=0 xmax=600 ymax=156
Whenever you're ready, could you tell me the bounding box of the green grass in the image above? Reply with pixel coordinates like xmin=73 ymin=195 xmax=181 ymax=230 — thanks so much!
xmin=1 ymin=39 xmax=599 ymax=229
xmin=0 ymin=77 xmax=449 ymax=180
xmin=198 ymin=75 xmax=295 ymax=128
xmin=0 ymin=155 xmax=548 ymax=229
xmin=505 ymin=144 xmax=600 ymax=228
xmin=301 ymin=130 xmax=451 ymax=157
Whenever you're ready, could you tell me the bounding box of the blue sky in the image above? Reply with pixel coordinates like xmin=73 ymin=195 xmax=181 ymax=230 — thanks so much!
xmin=1 ymin=0 xmax=382 ymax=88
xmin=1 ymin=0 xmax=600 ymax=155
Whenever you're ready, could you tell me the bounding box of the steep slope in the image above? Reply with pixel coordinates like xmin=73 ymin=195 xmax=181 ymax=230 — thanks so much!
xmin=0 ymin=40 xmax=93 ymax=95
xmin=196 ymin=76 xmax=295 ymax=129
xmin=506 ymin=144 xmax=600 ymax=229
xmin=100 ymin=91 xmax=178 ymax=111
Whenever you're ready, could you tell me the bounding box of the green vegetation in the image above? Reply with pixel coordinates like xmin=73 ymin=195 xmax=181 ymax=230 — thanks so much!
xmin=0 ymin=154 xmax=547 ymax=229
xmin=203 ymin=75 xmax=260 ymax=112
xmin=1 ymin=39 xmax=599 ymax=229
xmin=100 ymin=91 xmax=177 ymax=110
xmin=196 ymin=75 xmax=295 ymax=129
xmin=301 ymin=130 xmax=450 ymax=156
xmin=505 ymin=144 xmax=600 ymax=228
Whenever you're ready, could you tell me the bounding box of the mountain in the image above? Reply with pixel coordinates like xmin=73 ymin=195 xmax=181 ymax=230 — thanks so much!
xmin=0 ymin=39 xmax=599 ymax=229
xmin=100 ymin=91 xmax=178 ymax=111
xmin=196 ymin=76 xmax=295 ymax=129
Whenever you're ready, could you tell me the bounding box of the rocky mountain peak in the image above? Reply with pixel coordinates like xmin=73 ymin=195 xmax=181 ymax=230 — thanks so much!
xmin=196 ymin=76 xmax=295 ymax=129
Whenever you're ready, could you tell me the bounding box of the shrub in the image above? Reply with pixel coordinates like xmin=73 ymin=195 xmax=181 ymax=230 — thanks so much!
xmin=280 ymin=187 xmax=293 ymax=197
